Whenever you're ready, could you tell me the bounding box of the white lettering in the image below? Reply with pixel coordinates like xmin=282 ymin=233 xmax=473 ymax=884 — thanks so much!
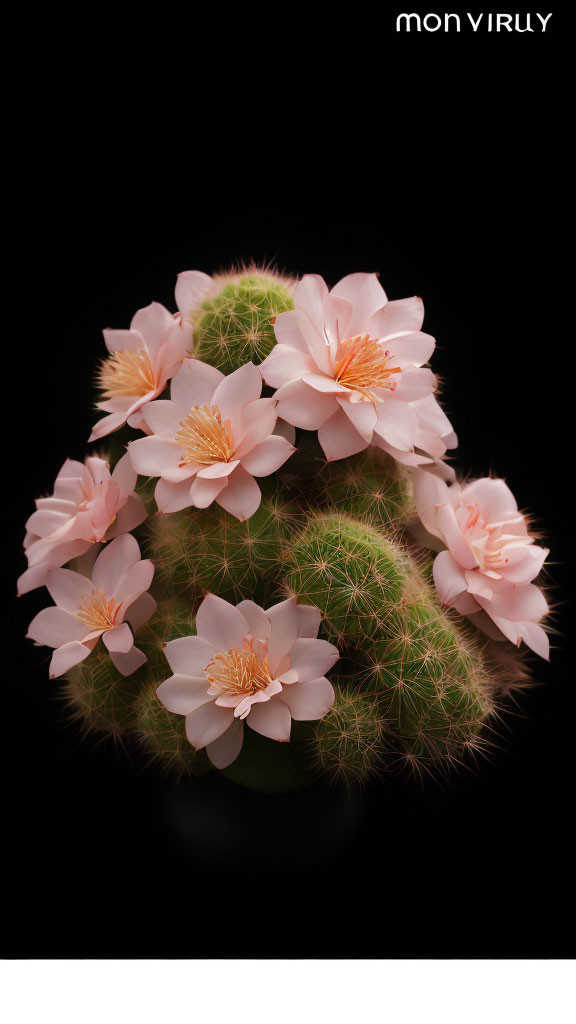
xmin=467 ymin=12 xmax=484 ymax=31
xmin=536 ymin=12 xmax=553 ymax=31
xmin=423 ymin=13 xmax=442 ymax=31
xmin=396 ymin=13 xmax=421 ymax=31
xmin=515 ymin=14 xmax=534 ymax=32
xmin=445 ymin=13 xmax=461 ymax=31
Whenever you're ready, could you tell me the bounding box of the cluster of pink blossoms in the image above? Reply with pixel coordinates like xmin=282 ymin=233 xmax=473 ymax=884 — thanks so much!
xmin=20 ymin=268 xmax=550 ymax=769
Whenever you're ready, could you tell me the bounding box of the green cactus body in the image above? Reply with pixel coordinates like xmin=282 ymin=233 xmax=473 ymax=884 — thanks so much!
xmin=309 ymin=686 xmax=385 ymax=786
xmin=133 ymin=683 xmax=208 ymax=777
xmin=135 ymin=599 xmax=197 ymax=680
xmin=284 ymin=512 xmax=495 ymax=771
xmin=194 ymin=273 xmax=294 ymax=373
xmin=65 ymin=647 xmax=144 ymax=738
xmin=146 ymin=478 xmax=299 ymax=604
xmin=318 ymin=448 xmax=412 ymax=530
xmin=283 ymin=513 xmax=409 ymax=648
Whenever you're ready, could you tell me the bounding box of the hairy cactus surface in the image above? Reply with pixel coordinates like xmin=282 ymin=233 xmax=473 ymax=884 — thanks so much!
xmin=193 ymin=272 xmax=294 ymax=374
xmin=22 ymin=262 xmax=548 ymax=791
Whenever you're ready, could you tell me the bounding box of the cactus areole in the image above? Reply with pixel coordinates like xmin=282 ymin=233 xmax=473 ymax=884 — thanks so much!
xmin=20 ymin=265 xmax=550 ymax=791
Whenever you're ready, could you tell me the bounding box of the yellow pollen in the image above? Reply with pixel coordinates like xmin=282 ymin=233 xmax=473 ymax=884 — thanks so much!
xmin=76 ymin=589 xmax=120 ymax=630
xmin=334 ymin=334 xmax=401 ymax=399
xmin=98 ymin=349 xmax=156 ymax=398
xmin=175 ymin=404 xmax=235 ymax=465
xmin=205 ymin=647 xmax=272 ymax=697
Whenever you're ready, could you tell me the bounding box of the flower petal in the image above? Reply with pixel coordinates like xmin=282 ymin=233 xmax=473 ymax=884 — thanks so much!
xmin=330 ymin=273 xmax=388 ymax=336
xmin=102 ymin=622 xmax=133 ymax=653
xmin=156 ymin=674 xmax=212 ymax=715
xmin=109 ymin=645 xmax=147 ymax=676
xmin=45 ymin=568 xmax=95 ymax=612
xmin=113 ymin=559 xmax=154 ymax=606
xmin=296 ymin=604 xmax=322 ymax=639
xmin=279 ymin=677 xmax=335 ymax=720
xmin=49 ymin=641 xmax=94 ymax=678
xmin=239 ymin=436 xmax=295 ymax=477
xmin=375 ymin=296 xmax=424 ymax=339
xmin=125 ymin=592 xmax=156 ymax=631
xmin=170 ymin=358 xmax=224 ymax=414
xmin=433 ymin=551 xmax=469 ymax=605
xmin=141 ymin=400 xmax=183 ymax=438
xmin=155 ymin=478 xmax=194 ymax=513
xmin=215 ymin=466 xmax=261 ymax=521
xmin=175 ymin=270 xmax=214 ymax=314
xmin=106 ymin=494 xmax=147 ymax=538
xmin=211 ymin=362 xmax=262 ymax=433
xmin=195 ymin=594 xmax=249 ymax=650
xmin=435 ymin=504 xmax=478 ymax=569
xmin=246 ymin=699 xmax=291 ymax=741
xmin=131 ymin=302 xmax=175 ymax=356
xmin=260 ymin=344 xmax=316 ymax=389
xmin=373 ymin=401 xmax=418 ymax=452
xmin=275 ymin=379 xmax=338 ymax=430
xmin=337 ymin=396 xmax=377 ymax=442
xmin=92 ymin=534 xmax=141 ymax=593
xmin=28 ymin=607 xmax=88 ymax=647
xmin=185 ymin=701 xmax=235 ymax=750
xmin=318 ymin=406 xmax=368 ymax=462
xmin=235 ymin=398 xmax=278 ymax=457
xmin=128 ymin=435 xmax=182 ymax=477
xmin=206 ymin=717 xmax=245 ymax=768
xmin=280 ymin=637 xmax=339 ymax=683
xmin=190 ymin=473 xmax=229 ymax=509
xmin=163 ymin=635 xmax=216 ymax=675
xmin=266 ymin=598 xmax=300 ymax=675
xmin=236 ymin=600 xmax=271 ymax=639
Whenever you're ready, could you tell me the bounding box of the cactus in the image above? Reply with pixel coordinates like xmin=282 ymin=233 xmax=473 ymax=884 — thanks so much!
xmin=133 ymin=683 xmax=208 ymax=777
xmin=146 ymin=477 xmax=299 ymax=604
xmin=65 ymin=647 xmax=144 ymax=739
xmin=309 ymin=686 xmax=386 ymax=786
xmin=282 ymin=512 xmax=496 ymax=770
xmin=282 ymin=513 xmax=410 ymax=648
xmin=193 ymin=272 xmax=294 ymax=374
xmin=51 ymin=265 xmax=522 ymax=789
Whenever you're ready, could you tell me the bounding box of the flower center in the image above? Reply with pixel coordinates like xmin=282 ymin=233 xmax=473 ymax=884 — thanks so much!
xmin=175 ymin=404 xmax=235 ymax=465
xmin=205 ymin=646 xmax=272 ymax=697
xmin=98 ymin=349 xmax=156 ymax=398
xmin=456 ymin=502 xmax=509 ymax=572
xmin=334 ymin=334 xmax=401 ymax=399
xmin=76 ymin=589 xmax=120 ymax=630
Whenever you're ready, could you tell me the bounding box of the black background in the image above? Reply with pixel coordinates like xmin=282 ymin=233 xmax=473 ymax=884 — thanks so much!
xmin=5 ymin=7 xmax=574 ymax=957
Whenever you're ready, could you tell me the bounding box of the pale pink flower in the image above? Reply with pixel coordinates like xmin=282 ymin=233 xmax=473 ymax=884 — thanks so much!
xmin=156 ymin=594 xmax=338 ymax=768
xmin=128 ymin=359 xmax=295 ymax=521
xmin=27 ymin=534 xmax=156 ymax=678
xmin=174 ymin=270 xmax=217 ymax=349
xmin=18 ymin=454 xmax=147 ymax=595
xmin=89 ymin=302 xmax=189 ymax=441
xmin=414 ymin=474 xmax=550 ymax=658
xmin=260 ymin=273 xmax=456 ymax=469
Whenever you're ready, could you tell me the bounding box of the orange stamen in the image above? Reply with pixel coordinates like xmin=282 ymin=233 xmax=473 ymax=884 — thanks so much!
xmin=175 ymin=404 xmax=235 ymax=465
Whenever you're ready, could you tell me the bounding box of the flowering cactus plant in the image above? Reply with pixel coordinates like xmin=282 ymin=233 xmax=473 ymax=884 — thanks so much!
xmin=20 ymin=266 xmax=550 ymax=789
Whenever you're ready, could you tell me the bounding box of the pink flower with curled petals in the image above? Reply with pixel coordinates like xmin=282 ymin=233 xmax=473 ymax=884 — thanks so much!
xmin=27 ymin=534 xmax=156 ymax=678
xmin=128 ymin=359 xmax=295 ymax=521
xmin=156 ymin=594 xmax=338 ymax=768
xmin=18 ymin=454 xmax=147 ymax=595
xmin=89 ymin=302 xmax=189 ymax=442
xmin=260 ymin=273 xmax=456 ymax=471
xmin=414 ymin=474 xmax=550 ymax=659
